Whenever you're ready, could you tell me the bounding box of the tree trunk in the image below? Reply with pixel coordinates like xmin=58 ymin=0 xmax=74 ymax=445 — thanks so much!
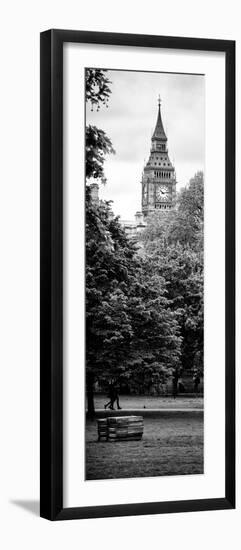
xmin=87 ymin=373 xmax=95 ymax=419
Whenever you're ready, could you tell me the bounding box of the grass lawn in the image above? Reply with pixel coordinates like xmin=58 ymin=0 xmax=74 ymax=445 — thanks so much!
xmin=86 ymin=414 xmax=204 ymax=480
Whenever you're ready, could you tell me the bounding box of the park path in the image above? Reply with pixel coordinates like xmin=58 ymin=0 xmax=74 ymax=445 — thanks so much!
xmin=93 ymin=394 xmax=204 ymax=411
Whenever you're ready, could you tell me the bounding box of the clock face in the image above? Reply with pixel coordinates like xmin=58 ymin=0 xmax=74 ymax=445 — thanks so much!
xmin=157 ymin=185 xmax=170 ymax=202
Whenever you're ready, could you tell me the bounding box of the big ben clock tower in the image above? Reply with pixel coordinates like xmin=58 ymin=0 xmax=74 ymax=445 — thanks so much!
xmin=142 ymin=97 xmax=176 ymax=216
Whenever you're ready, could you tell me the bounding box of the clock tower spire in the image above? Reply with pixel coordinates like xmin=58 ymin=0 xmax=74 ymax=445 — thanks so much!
xmin=141 ymin=98 xmax=176 ymax=216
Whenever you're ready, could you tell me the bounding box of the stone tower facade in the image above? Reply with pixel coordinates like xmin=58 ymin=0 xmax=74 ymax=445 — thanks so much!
xmin=141 ymin=98 xmax=176 ymax=217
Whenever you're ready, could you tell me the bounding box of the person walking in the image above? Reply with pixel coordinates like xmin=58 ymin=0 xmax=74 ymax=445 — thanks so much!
xmin=104 ymin=380 xmax=122 ymax=410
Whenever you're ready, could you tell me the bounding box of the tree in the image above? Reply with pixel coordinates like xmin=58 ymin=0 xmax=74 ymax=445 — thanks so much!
xmin=123 ymin=256 xmax=182 ymax=394
xmin=155 ymin=243 xmax=203 ymax=374
xmin=85 ymin=67 xmax=186 ymax=415
xmin=141 ymin=172 xmax=204 ymax=379
xmin=86 ymin=190 xmax=182 ymax=414
xmin=141 ymin=172 xmax=204 ymax=251
xmin=86 ymin=191 xmax=136 ymax=415
xmin=85 ymin=69 xmax=115 ymax=183
xmin=86 ymin=125 xmax=115 ymax=180
xmin=169 ymin=171 xmax=204 ymax=250
xmin=86 ymin=69 xmax=112 ymax=109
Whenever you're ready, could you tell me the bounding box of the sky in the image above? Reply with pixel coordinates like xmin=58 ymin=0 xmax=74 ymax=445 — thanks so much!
xmin=86 ymin=69 xmax=205 ymax=220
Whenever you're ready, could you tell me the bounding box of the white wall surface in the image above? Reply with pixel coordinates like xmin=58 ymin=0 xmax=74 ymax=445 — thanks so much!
xmin=0 ymin=0 xmax=239 ymax=548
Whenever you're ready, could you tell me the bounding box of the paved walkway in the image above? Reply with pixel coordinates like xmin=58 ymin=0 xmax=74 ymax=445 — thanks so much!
xmin=94 ymin=408 xmax=203 ymax=418
xmin=93 ymin=394 xmax=204 ymax=411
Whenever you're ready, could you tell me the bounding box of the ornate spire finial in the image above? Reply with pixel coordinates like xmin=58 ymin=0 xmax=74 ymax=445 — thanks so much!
xmin=152 ymin=95 xmax=167 ymax=141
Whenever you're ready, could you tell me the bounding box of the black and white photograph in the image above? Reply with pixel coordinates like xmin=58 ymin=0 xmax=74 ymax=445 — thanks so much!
xmin=85 ymin=68 xmax=204 ymax=480
xmin=0 ymin=0 xmax=237 ymax=544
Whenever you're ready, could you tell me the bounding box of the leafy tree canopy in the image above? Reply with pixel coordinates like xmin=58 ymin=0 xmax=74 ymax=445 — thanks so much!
xmin=86 ymin=69 xmax=112 ymax=110
xmin=85 ymin=69 xmax=115 ymax=183
xmin=141 ymin=172 xmax=204 ymax=375
xmin=86 ymin=125 xmax=115 ymax=181
xmin=86 ymin=189 xmax=182 ymax=395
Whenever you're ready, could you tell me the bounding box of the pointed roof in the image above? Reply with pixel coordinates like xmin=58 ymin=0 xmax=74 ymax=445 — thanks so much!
xmin=152 ymin=97 xmax=167 ymax=141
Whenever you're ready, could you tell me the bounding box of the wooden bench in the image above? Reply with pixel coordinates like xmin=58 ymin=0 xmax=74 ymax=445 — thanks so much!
xmin=97 ymin=416 xmax=144 ymax=442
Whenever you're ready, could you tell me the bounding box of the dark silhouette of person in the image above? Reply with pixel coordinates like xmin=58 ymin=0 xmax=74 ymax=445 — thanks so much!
xmin=172 ymin=369 xmax=179 ymax=399
xmin=178 ymin=379 xmax=185 ymax=393
xmin=104 ymin=380 xmax=121 ymax=410
xmin=193 ymin=371 xmax=201 ymax=393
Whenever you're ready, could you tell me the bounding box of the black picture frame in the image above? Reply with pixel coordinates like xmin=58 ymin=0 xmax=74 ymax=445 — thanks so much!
xmin=40 ymin=29 xmax=235 ymax=521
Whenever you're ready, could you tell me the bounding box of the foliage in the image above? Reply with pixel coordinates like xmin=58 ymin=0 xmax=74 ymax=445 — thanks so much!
xmin=123 ymin=260 xmax=182 ymax=393
xmin=86 ymin=189 xmax=182 ymax=394
xmin=141 ymin=172 xmax=204 ymax=375
xmin=85 ymin=69 xmax=112 ymax=110
xmin=85 ymin=69 xmax=115 ymax=183
xmin=141 ymin=172 xmax=204 ymax=251
xmin=170 ymin=171 xmax=204 ymax=249
xmin=86 ymin=125 xmax=115 ymax=180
